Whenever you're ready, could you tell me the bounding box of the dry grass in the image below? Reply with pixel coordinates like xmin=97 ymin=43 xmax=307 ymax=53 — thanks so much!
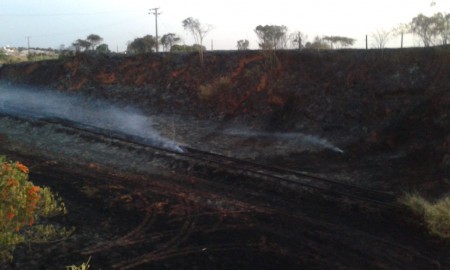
xmin=400 ymin=193 xmax=450 ymax=240
xmin=0 ymin=54 xmax=58 ymax=65
xmin=197 ymin=76 xmax=231 ymax=100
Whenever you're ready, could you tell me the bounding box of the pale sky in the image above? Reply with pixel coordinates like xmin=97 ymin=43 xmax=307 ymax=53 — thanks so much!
xmin=1 ymin=0 xmax=448 ymax=51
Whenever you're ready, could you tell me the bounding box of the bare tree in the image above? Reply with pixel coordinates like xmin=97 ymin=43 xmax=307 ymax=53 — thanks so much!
xmin=371 ymin=29 xmax=392 ymax=48
xmin=289 ymin=31 xmax=307 ymax=49
xmin=182 ymin=17 xmax=213 ymax=66
xmin=392 ymin=23 xmax=412 ymax=48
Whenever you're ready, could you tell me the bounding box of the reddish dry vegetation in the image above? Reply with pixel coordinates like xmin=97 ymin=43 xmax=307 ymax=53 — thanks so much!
xmin=0 ymin=48 xmax=449 ymax=269
xmin=2 ymin=48 xmax=449 ymax=188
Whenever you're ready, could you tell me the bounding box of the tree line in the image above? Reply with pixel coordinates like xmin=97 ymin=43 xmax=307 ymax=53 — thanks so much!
xmin=66 ymin=10 xmax=449 ymax=56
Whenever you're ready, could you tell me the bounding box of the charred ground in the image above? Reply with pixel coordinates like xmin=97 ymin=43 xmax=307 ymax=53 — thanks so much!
xmin=0 ymin=48 xmax=449 ymax=269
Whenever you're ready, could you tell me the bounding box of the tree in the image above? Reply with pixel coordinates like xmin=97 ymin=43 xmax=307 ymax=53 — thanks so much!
xmin=290 ymin=31 xmax=308 ymax=50
xmin=435 ymin=13 xmax=450 ymax=45
xmin=170 ymin=44 xmax=206 ymax=53
xmin=127 ymin=35 xmax=157 ymax=54
xmin=0 ymin=156 xmax=70 ymax=263
xmin=72 ymin=39 xmax=91 ymax=52
xmin=182 ymin=17 xmax=213 ymax=65
xmin=410 ymin=13 xmax=444 ymax=47
xmin=322 ymin=36 xmax=356 ymax=49
xmin=96 ymin=44 xmax=110 ymax=54
xmin=445 ymin=13 xmax=450 ymax=44
xmin=392 ymin=23 xmax=410 ymax=48
xmin=371 ymin=29 xmax=392 ymax=48
xmin=160 ymin=33 xmax=181 ymax=52
xmin=0 ymin=50 xmax=6 ymax=62
xmin=304 ymin=36 xmax=331 ymax=50
xmin=237 ymin=39 xmax=250 ymax=50
xmin=86 ymin=34 xmax=103 ymax=50
xmin=254 ymin=25 xmax=288 ymax=50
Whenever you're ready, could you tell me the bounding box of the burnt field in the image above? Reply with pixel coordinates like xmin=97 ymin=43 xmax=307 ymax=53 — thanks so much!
xmin=0 ymin=48 xmax=449 ymax=269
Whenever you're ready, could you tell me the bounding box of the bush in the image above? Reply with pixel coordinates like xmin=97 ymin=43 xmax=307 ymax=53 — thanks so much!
xmin=198 ymin=76 xmax=231 ymax=100
xmin=66 ymin=256 xmax=91 ymax=270
xmin=401 ymin=193 xmax=450 ymax=240
xmin=0 ymin=156 xmax=71 ymax=262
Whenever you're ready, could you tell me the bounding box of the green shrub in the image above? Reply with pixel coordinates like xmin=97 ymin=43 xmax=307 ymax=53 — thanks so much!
xmin=401 ymin=193 xmax=450 ymax=240
xmin=0 ymin=156 xmax=71 ymax=262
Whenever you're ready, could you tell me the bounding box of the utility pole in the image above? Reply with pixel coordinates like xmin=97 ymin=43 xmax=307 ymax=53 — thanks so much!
xmin=297 ymin=33 xmax=302 ymax=49
xmin=26 ymin=36 xmax=31 ymax=55
xmin=149 ymin=7 xmax=161 ymax=52
xmin=365 ymin=35 xmax=368 ymax=50
xmin=400 ymin=32 xmax=404 ymax=48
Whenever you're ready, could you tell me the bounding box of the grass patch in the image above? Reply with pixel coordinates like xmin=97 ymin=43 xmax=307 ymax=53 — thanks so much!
xmin=198 ymin=76 xmax=231 ymax=100
xmin=0 ymin=54 xmax=58 ymax=65
xmin=400 ymin=193 xmax=450 ymax=240
xmin=66 ymin=256 xmax=91 ymax=270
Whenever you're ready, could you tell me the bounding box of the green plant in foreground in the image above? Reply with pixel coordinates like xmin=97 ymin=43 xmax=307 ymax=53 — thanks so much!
xmin=0 ymin=156 xmax=71 ymax=263
xmin=401 ymin=193 xmax=450 ymax=239
xmin=66 ymin=256 xmax=91 ymax=270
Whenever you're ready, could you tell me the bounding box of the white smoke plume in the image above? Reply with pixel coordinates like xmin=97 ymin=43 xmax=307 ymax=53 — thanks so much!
xmin=225 ymin=129 xmax=344 ymax=153
xmin=0 ymin=83 xmax=183 ymax=152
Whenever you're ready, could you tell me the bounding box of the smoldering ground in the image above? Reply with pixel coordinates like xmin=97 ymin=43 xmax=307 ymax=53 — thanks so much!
xmin=0 ymin=83 xmax=183 ymax=152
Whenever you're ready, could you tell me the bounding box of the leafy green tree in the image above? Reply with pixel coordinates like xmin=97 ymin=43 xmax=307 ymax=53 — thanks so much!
xmin=254 ymin=25 xmax=288 ymax=50
xmin=72 ymin=39 xmax=91 ymax=52
xmin=182 ymin=17 xmax=213 ymax=65
xmin=96 ymin=43 xmax=110 ymax=54
xmin=127 ymin=35 xmax=157 ymax=54
xmin=170 ymin=44 xmax=206 ymax=53
xmin=236 ymin=39 xmax=250 ymax=50
xmin=160 ymin=33 xmax=181 ymax=52
xmin=87 ymin=34 xmax=103 ymax=50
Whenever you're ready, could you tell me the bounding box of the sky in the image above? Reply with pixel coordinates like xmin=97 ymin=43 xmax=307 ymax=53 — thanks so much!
xmin=1 ymin=0 xmax=449 ymax=52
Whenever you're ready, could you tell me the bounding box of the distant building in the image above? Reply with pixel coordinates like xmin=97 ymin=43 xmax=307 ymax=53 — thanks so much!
xmin=1 ymin=45 xmax=17 ymax=55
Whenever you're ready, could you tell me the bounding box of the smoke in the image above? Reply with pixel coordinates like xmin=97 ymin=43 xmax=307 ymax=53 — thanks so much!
xmin=225 ymin=129 xmax=344 ymax=153
xmin=0 ymin=83 xmax=183 ymax=152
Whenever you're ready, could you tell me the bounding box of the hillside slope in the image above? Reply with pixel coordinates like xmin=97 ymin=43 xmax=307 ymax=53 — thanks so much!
xmin=1 ymin=48 xmax=449 ymax=193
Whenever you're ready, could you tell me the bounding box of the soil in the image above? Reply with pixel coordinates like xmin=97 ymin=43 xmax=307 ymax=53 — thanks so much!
xmin=0 ymin=47 xmax=449 ymax=269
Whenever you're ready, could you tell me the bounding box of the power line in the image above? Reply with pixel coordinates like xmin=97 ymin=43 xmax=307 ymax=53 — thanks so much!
xmin=148 ymin=7 xmax=161 ymax=52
